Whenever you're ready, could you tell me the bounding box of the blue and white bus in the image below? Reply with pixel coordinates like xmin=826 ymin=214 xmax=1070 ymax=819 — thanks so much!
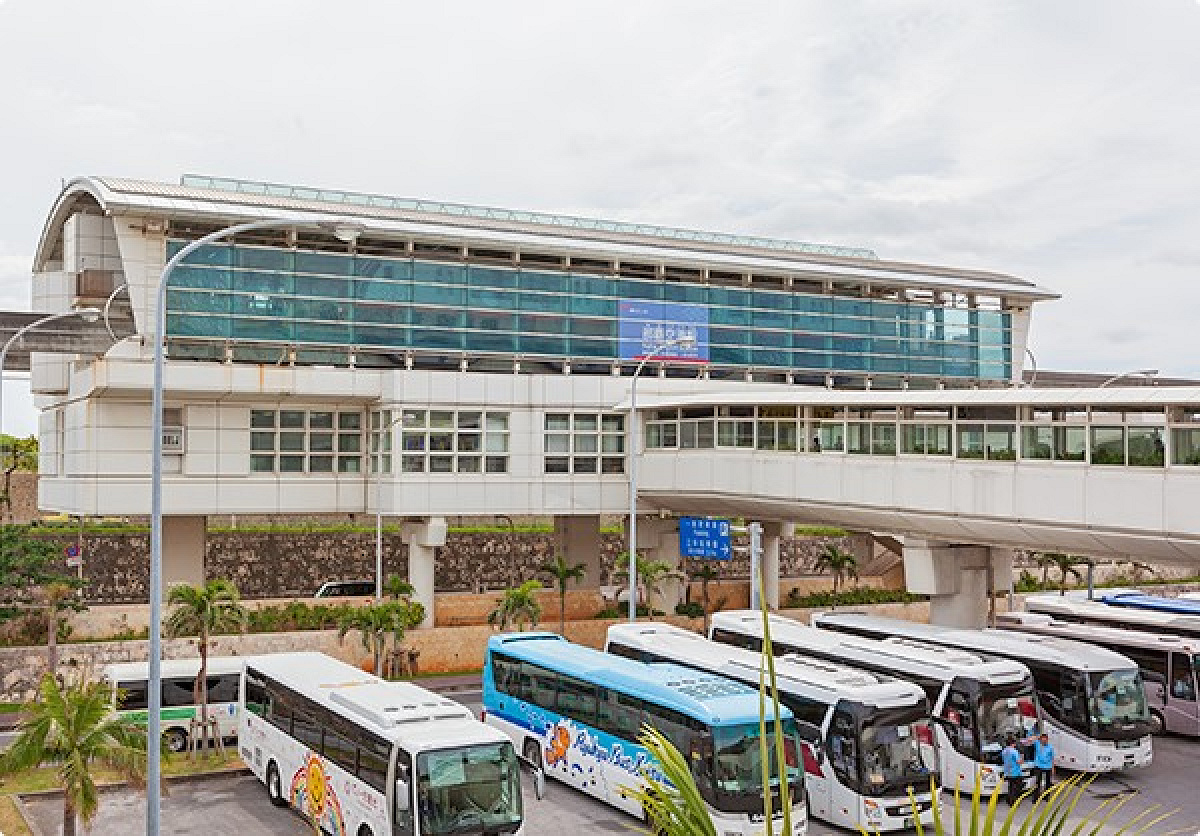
xmin=483 ymin=632 xmax=809 ymax=835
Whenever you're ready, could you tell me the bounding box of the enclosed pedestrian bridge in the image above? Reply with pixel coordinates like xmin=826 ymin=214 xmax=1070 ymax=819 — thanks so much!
xmin=627 ymin=385 xmax=1200 ymax=565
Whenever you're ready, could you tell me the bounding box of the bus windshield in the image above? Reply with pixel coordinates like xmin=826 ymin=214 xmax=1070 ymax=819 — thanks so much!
xmin=416 ymin=742 xmax=523 ymax=835
xmin=977 ymin=683 xmax=1039 ymax=759
xmin=707 ymin=720 xmax=801 ymax=813
xmin=858 ymin=708 xmax=937 ymax=797
xmin=1087 ymin=670 xmax=1149 ymax=737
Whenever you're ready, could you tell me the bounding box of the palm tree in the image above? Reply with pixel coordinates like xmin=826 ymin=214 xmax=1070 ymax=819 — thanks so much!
xmin=39 ymin=581 xmax=80 ymax=677
xmin=0 ymin=674 xmax=150 ymax=836
xmin=689 ymin=561 xmax=721 ymax=632
xmin=487 ymin=579 xmax=543 ymax=631
xmin=1037 ymin=552 xmax=1086 ymax=596
xmin=164 ymin=578 xmax=247 ymax=754
xmin=613 ymin=553 xmax=674 ymax=618
xmin=812 ymin=544 xmax=859 ymax=607
xmin=337 ymin=599 xmax=425 ymax=677
xmin=538 ymin=555 xmax=586 ymax=634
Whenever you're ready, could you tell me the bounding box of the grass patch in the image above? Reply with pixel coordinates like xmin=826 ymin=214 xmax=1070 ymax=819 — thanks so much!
xmin=791 ymin=525 xmax=849 ymax=537
xmin=0 ymin=702 xmax=25 ymax=714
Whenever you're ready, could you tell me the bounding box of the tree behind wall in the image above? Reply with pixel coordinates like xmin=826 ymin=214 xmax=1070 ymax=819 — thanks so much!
xmin=812 ymin=544 xmax=859 ymax=607
xmin=538 ymin=554 xmax=586 ymax=634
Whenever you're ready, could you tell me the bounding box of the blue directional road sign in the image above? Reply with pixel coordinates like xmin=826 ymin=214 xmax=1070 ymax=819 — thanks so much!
xmin=679 ymin=517 xmax=732 ymax=560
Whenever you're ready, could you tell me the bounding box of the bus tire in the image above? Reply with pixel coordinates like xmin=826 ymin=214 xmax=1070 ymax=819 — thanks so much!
xmin=266 ymin=761 xmax=287 ymax=808
xmin=164 ymin=727 xmax=188 ymax=754
xmin=522 ymin=738 xmax=542 ymax=771
xmin=357 ymin=826 xmax=374 ymax=836
xmin=1149 ymin=709 xmax=1165 ymax=735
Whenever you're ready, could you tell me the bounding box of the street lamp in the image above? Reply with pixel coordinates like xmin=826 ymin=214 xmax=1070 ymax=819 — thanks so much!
xmin=1098 ymin=369 xmax=1159 ymax=388
xmin=148 ymin=217 xmax=363 ymax=836
xmin=626 ymin=334 xmax=696 ymax=622
xmin=374 ymin=411 xmax=405 ymax=603
xmin=0 ymin=308 xmax=101 ymax=474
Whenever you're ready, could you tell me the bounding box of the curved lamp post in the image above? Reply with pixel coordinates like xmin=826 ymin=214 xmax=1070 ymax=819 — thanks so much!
xmin=0 ymin=308 xmax=101 ymax=475
xmin=1098 ymin=368 xmax=1158 ymax=388
xmin=626 ymin=334 xmax=696 ymax=622
xmin=147 ymin=217 xmax=363 ymax=835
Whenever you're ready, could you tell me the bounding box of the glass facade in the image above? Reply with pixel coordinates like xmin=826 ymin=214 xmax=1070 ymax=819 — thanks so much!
xmin=166 ymin=241 xmax=1014 ymax=381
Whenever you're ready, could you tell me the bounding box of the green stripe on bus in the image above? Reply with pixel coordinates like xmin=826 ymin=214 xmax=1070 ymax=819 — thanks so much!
xmin=122 ymin=707 xmax=198 ymax=723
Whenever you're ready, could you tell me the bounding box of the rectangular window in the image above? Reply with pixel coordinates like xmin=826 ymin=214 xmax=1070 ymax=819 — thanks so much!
xmin=544 ymin=413 xmax=625 ymax=474
xmin=1091 ymin=426 xmax=1125 ymax=465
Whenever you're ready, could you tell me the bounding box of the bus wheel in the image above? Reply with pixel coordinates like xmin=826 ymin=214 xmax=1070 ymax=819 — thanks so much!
xmin=1149 ymin=709 xmax=1165 ymax=735
xmin=357 ymin=826 xmax=374 ymax=836
xmin=266 ymin=761 xmax=287 ymax=808
xmin=164 ymin=728 xmax=188 ymax=754
xmin=522 ymin=738 xmax=542 ymax=771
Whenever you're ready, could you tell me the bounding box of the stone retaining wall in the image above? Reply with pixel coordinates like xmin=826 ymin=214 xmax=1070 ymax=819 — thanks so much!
xmin=22 ymin=528 xmax=870 ymax=604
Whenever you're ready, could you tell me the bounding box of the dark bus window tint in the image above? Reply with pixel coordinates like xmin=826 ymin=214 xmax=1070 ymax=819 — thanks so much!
xmin=359 ymin=736 xmax=391 ymax=793
xmin=208 ymin=674 xmax=239 ymax=704
xmin=557 ymin=676 xmax=598 ymax=726
xmin=828 ymin=711 xmax=859 ymax=790
xmin=116 ymin=680 xmax=149 ymax=711
xmin=245 ymin=669 xmax=269 ymax=717
xmin=711 ymin=628 xmax=761 ymax=652
xmin=1171 ymin=653 xmax=1197 ymax=701
xmin=292 ymin=710 xmax=323 ymax=753
xmin=323 ymin=728 xmax=358 ymax=775
xmin=530 ymin=666 xmax=558 ymax=711
xmin=613 ymin=694 xmax=644 ymax=740
xmin=267 ymin=690 xmax=292 ymax=733
xmin=490 ymin=653 xmax=518 ymax=694
xmin=162 ymin=678 xmax=195 ymax=708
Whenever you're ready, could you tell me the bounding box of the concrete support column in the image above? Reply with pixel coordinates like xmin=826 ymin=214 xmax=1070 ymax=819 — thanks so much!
xmin=639 ymin=517 xmax=685 ymax=615
xmin=762 ymin=522 xmax=783 ymax=611
xmin=162 ymin=515 xmax=205 ymax=591
xmin=553 ymin=515 xmax=604 ymax=587
xmin=902 ymin=538 xmax=992 ymax=629
xmin=402 ymin=517 xmax=447 ymax=628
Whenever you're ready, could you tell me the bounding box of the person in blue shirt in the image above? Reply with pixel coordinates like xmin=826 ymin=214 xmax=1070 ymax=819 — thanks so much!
xmin=1029 ymin=732 xmax=1055 ymax=795
xmin=1001 ymin=734 xmax=1025 ymax=805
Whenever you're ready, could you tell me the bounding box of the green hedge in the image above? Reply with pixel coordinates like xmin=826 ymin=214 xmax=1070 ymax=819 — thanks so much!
xmin=784 ymin=586 xmax=925 ymax=609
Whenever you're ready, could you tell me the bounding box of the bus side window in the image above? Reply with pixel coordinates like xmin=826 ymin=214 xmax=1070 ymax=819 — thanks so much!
xmin=530 ymin=666 xmax=558 ymax=711
xmin=490 ymin=652 xmax=517 ymax=694
xmin=208 ymin=674 xmax=239 ymax=704
xmin=827 ymin=711 xmax=858 ymax=789
xmin=116 ymin=680 xmax=148 ymax=711
xmin=244 ymin=669 xmax=269 ymax=718
xmin=613 ymin=694 xmax=644 ymax=739
xmin=162 ymin=678 xmax=194 ymax=708
xmin=1170 ymin=653 xmax=1196 ymax=701
xmin=557 ymin=675 xmax=598 ymax=727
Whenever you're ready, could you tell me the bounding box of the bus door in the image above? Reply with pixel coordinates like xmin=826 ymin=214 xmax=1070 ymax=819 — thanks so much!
xmin=1166 ymin=652 xmax=1200 ymax=735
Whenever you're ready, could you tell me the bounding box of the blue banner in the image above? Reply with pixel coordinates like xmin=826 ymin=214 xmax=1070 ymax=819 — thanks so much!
xmin=679 ymin=516 xmax=732 ymax=560
xmin=618 ymin=301 xmax=709 ymax=362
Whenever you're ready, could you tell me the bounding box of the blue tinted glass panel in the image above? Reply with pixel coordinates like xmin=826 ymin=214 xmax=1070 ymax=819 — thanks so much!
xmin=235 ymin=247 xmax=292 ymax=271
xmin=295 ymin=275 xmax=350 ymax=300
xmin=239 ymin=271 xmax=293 ymax=294
xmin=232 ymin=294 xmax=291 ymax=318
xmin=663 ymin=283 xmax=707 ymax=303
xmin=519 ymin=335 xmax=567 ymax=355
xmin=466 ymin=332 xmax=517 ymax=353
xmin=753 ymin=290 xmax=791 ymax=310
xmin=292 ymin=299 xmax=346 ymax=321
xmin=169 ymin=289 xmax=230 ymax=314
xmin=870 ymin=355 xmax=905 ymax=373
xmin=412 ymin=327 xmax=463 ymax=350
xmin=167 ymin=312 xmax=230 ymax=337
xmin=873 ymin=339 xmax=900 ymax=355
xmin=792 ymin=350 xmax=829 ymax=370
xmin=413 ymin=262 xmax=465 ymax=284
xmin=711 ymin=327 xmax=749 ymax=346
xmin=832 ymin=336 xmax=869 ymax=354
xmin=295 ymin=251 xmax=350 ymax=276
xmin=833 ymin=353 xmax=868 ymax=371
xmin=871 ymin=316 xmax=899 ymax=336
xmin=833 ymin=316 xmax=869 ymax=335
xmin=355 ymin=257 xmax=410 ymax=281
xmin=519 ymin=292 xmax=568 ymax=314
xmin=752 ymin=309 xmax=790 ymax=329
xmin=412 ymin=283 xmax=464 ymax=305
xmin=711 ymin=345 xmax=749 ymax=364
xmin=945 ymin=360 xmax=976 ymax=377
xmin=709 ymin=288 xmax=749 ymax=308
xmin=173 ymin=242 xmax=231 ymax=267
xmin=171 ymin=267 xmax=231 ymax=290
xmin=943 ymin=342 xmax=974 ymax=361
xmin=470 ymin=266 xmax=518 ymax=288
xmin=755 ymin=329 xmax=790 ymax=348
xmin=411 ymin=308 xmax=464 ymax=329
xmin=711 ymin=307 xmax=750 ymax=326
xmin=979 ymin=363 xmax=1009 ymax=379
xmin=794 ymin=313 xmax=830 ymax=332
xmin=570 ymin=337 xmax=614 ymax=358
xmin=976 ymin=310 xmax=1006 ymax=329
xmin=871 ymin=301 xmax=902 ymax=320
xmin=908 ymin=357 xmax=943 ymax=376
xmin=833 ymin=299 xmax=871 ymax=317
xmin=519 ymin=270 xmax=568 ymax=293
xmin=570 ymin=296 xmax=615 ymax=317
xmin=468 ymin=287 xmax=518 ymax=310
xmin=520 ymin=314 xmax=567 ymax=334
xmin=232 ymin=317 xmax=292 ymax=341
xmin=616 ymin=279 xmax=662 ymax=300
xmin=356 ymin=303 xmax=406 ymax=324
xmin=793 ymin=333 xmax=828 ymax=351
xmin=295 ymin=322 xmax=348 ymax=343
xmin=356 ymin=278 xmax=410 ymax=302
xmin=356 ymin=325 xmax=407 ymax=347
xmin=467 ymin=311 xmax=516 ymax=332
xmin=570 ymin=274 xmax=613 ymax=297
xmin=752 ymin=348 xmax=789 ymax=367
xmin=792 ymin=294 xmax=829 ymax=313
xmin=570 ymin=318 xmax=616 ymax=337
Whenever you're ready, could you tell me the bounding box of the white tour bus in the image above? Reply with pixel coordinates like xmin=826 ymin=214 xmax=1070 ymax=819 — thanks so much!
xmin=708 ymin=611 xmax=1038 ymax=796
xmin=605 ymin=622 xmax=938 ymax=832
xmin=103 ymin=656 xmax=242 ymax=753
xmin=240 ymin=652 xmax=531 ymax=836
xmin=998 ymin=612 xmax=1200 ymax=737
xmin=1024 ymin=591 xmax=1200 ymax=640
xmin=811 ymin=612 xmax=1155 ymax=772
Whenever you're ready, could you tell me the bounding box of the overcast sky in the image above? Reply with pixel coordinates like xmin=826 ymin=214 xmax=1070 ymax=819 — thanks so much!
xmin=1 ymin=0 xmax=1198 ymax=436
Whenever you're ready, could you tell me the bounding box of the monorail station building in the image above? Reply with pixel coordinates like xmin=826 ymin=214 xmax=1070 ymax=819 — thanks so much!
xmin=21 ymin=175 xmax=1200 ymax=626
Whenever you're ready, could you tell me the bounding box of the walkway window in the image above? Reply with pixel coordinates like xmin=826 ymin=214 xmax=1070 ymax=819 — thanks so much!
xmin=1090 ymin=426 xmax=1126 ymax=466
xmin=544 ymin=413 xmax=624 ymax=474
xmin=400 ymin=409 xmax=509 ymax=474
xmin=248 ymin=408 xmax=363 ymax=474
xmin=1172 ymin=427 xmax=1200 ymax=465
xmin=870 ymin=423 xmax=896 ymax=455
xmin=957 ymin=424 xmax=985 ymax=459
xmin=1128 ymin=427 xmax=1165 ymax=467
xmin=985 ymin=425 xmax=1016 ymax=460
xmin=847 ymin=422 xmax=870 ymax=454
xmin=817 ymin=421 xmax=845 ymax=452
xmin=902 ymin=423 xmax=950 ymax=455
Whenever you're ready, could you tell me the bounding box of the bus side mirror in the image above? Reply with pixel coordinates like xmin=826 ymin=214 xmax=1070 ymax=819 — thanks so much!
xmin=519 ymin=754 xmax=546 ymax=801
xmin=797 ymin=721 xmax=825 ymax=765
xmin=395 ymin=779 xmax=410 ymax=813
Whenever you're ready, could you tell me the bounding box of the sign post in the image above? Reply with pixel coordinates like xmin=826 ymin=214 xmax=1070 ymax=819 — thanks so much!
xmin=64 ymin=543 xmax=83 ymax=569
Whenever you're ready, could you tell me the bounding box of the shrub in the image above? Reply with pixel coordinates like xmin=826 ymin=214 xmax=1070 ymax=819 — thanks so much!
xmin=784 ymin=586 xmax=925 ymax=609
xmin=674 ymin=601 xmax=705 ymax=618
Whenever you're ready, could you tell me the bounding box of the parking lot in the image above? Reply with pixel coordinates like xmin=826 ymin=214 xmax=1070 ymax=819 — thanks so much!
xmin=20 ymin=718 xmax=1200 ymax=835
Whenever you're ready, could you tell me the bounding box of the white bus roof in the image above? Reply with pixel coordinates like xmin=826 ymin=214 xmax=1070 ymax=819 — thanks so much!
xmin=810 ymin=613 xmax=1139 ymax=673
xmin=245 ymin=652 xmax=506 ymax=752
xmin=1024 ymin=593 xmax=1200 ymax=634
xmin=711 ymin=611 xmax=1029 ymax=687
xmin=102 ymin=656 xmax=244 ymax=681
xmin=998 ymin=612 xmax=1200 ymax=654
xmin=606 ymin=622 xmax=925 ymax=710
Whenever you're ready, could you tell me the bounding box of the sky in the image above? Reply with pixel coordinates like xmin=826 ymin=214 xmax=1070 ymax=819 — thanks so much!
xmin=1 ymin=0 xmax=1199 ymax=436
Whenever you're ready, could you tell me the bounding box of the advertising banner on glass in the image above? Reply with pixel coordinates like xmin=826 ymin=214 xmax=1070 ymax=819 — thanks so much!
xmin=618 ymin=301 xmax=709 ymax=362
xmin=679 ymin=516 xmax=732 ymax=560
